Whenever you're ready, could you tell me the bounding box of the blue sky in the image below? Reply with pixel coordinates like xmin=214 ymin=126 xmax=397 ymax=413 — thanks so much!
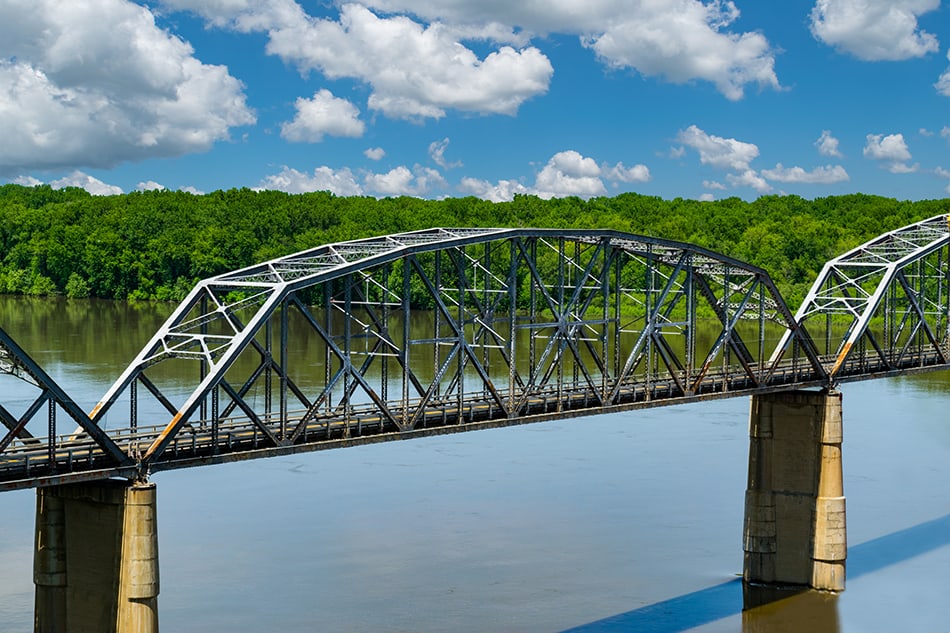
xmin=2 ymin=0 xmax=950 ymax=201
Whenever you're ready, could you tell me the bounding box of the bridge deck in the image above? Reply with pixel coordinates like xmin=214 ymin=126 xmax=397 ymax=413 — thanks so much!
xmin=3 ymin=219 xmax=950 ymax=492
xmin=3 ymin=350 xmax=945 ymax=492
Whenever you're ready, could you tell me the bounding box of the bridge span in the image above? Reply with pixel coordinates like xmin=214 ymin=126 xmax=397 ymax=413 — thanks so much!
xmin=3 ymin=215 xmax=950 ymax=629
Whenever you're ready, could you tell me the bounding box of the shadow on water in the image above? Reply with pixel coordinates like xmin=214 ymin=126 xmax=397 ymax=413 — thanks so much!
xmin=559 ymin=513 xmax=950 ymax=633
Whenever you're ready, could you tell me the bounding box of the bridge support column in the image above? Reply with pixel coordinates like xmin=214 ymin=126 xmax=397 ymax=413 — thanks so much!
xmin=743 ymin=389 xmax=846 ymax=592
xmin=33 ymin=480 xmax=159 ymax=633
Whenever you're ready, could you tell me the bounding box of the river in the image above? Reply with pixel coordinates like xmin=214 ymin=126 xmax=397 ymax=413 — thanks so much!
xmin=1 ymin=296 xmax=949 ymax=632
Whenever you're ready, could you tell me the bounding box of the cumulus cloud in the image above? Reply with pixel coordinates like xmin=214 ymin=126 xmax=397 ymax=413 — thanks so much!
xmin=863 ymin=133 xmax=918 ymax=173
xmin=258 ymin=165 xmax=363 ymax=195
xmin=50 ymin=171 xmax=123 ymax=195
xmin=937 ymin=51 xmax=950 ymax=97
xmin=582 ymin=1 xmax=778 ymax=100
xmin=727 ymin=169 xmax=770 ymax=193
xmin=280 ymin=89 xmax=365 ymax=142
xmin=760 ymin=164 xmax=849 ymax=184
xmin=676 ymin=125 xmax=759 ymax=171
xmin=936 ymin=167 xmax=950 ymax=194
xmin=364 ymin=165 xmax=446 ymax=196
xmin=166 ymin=2 xmax=552 ymax=120
xmin=703 ymin=180 xmax=727 ymax=190
xmin=459 ymin=150 xmax=649 ymax=201
xmin=165 ymin=0 xmax=779 ymax=115
xmin=12 ymin=175 xmax=43 ymax=187
xmin=429 ymin=138 xmax=462 ymax=169
xmin=354 ymin=0 xmax=780 ymax=100
xmin=259 ymin=163 xmax=445 ymax=197
xmin=459 ymin=177 xmax=529 ymax=203
xmin=0 ymin=0 xmax=255 ymax=175
xmin=604 ymin=162 xmax=651 ymax=184
xmin=533 ymin=150 xmax=608 ymax=199
xmin=364 ymin=147 xmax=386 ymax=161
xmin=136 ymin=181 xmax=166 ymax=191
xmin=815 ymin=130 xmax=843 ymax=157
xmin=810 ymin=0 xmax=940 ymax=61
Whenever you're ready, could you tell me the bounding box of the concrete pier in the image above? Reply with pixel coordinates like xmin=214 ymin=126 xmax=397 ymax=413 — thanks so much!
xmin=34 ymin=480 xmax=159 ymax=633
xmin=743 ymin=389 xmax=846 ymax=592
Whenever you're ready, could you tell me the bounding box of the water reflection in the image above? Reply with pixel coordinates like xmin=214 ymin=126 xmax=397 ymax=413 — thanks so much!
xmin=742 ymin=588 xmax=839 ymax=633
xmin=561 ymin=512 xmax=950 ymax=633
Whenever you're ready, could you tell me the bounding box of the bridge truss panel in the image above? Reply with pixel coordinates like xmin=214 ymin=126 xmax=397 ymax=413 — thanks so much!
xmin=0 ymin=327 xmax=133 ymax=488
xmin=772 ymin=214 xmax=950 ymax=379
xmin=65 ymin=228 xmax=825 ymax=477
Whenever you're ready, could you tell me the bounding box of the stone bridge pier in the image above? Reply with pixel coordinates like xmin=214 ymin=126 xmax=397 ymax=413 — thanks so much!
xmin=743 ymin=389 xmax=846 ymax=592
xmin=34 ymin=480 xmax=159 ymax=633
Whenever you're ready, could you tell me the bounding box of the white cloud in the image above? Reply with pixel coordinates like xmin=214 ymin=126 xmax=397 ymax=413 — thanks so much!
xmin=726 ymin=169 xmax=771 ymax=193
xmin=459 ymin=177 xmax=530 ymax=203
xmin=364 ymin=147 xmax=386 ymax=161
xmin=534 ymin=150 xmax=607 ymax=199
xmin=703 ymin=180 xmax=727 ymax=190
xmin=12 ymin=175 xmax=43 ymax=186
xmin=886 ymin=162 xmax=920 ymax=174
xmin=815 ymin=130 xmax=843 ymax=157
xmin=170 ymin=2 xmax=553 ymax=120
xmin=280 ymin=89 xmax=365 ymax=142
xmin=0 ymin=0 xmax=255 ymax=175
xmin=50 ymin=171 xmax=123 ymax=195
xmin=604 ymin=162 xmax=651 ymax=184
xmin=461 ymin=149 xmax=621 ymax=201
xmin=943 ymin=127 xmax=950 ymax=141
xmin=136 ymin=180 xmax=166 ymax=191
xmin=810 ymin=0 xmax=940 ymax=61
xmin=160 ymin=0 xmax=304 ymax=31
xmin=761 ymin=164 xmax=849 ymax=184
xmin=699 ymin=193 xmax=716 ymax=202
xmin=354 ymin=0 xmax=780 ymax=100
xmin=179 ymin=185 xmax=204 ymax=195
xmin=258 ymin=165 xmax=363 ymax=195
xmin=937 ymin=51 xmax=950 ymax=97
xmin=863 ymin=133 xmax=918 ymax=173
xmin=429 ymin=138 xmax=462 ymax=169
xmin=676 ymin=125 xmax=759 ymax=171
xmin=364 ymin=165 xmax=446 ymax=196
xmin=582 ymin=1 xmax=778 ymax=100
xmin=260 ymin=163 xmax=446 ymax=197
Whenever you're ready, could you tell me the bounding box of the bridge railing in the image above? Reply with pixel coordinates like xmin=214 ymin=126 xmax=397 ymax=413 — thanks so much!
xmin=4 ymin=218 xmax=949 ymax=491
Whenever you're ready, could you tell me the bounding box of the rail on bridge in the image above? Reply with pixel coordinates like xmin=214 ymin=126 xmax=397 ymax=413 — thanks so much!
xmin=772 ymin=214 xmax=950 ymax=379
xmin=1 ymin=218 xmax=949 ymax=491
xmin=2 ymin=227 xmax=830 ymax=491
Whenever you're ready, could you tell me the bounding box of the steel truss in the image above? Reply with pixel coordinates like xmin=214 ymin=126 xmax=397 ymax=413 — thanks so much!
xmin=49 ymin=227 xmax=821 ymax=479
xmin=771 ymin=214 xmax=950 ymax=378
xmin=0 ymin=327 xmax=134 ymax=485
xmin=20 ymin=217 xmax=950 ymax=490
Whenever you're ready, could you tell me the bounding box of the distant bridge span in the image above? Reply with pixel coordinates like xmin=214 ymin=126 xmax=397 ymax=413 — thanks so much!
xmin=2 ymin=218 xmax=950 ymax=492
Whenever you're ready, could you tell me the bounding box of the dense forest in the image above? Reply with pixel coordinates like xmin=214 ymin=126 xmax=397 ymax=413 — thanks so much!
xmin=0 ymin=184 xmax=947 ymax=306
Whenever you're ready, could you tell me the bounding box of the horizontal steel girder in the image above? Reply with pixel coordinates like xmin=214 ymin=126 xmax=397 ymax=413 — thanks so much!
xmin=4 ymin=218 xmax=950 ymax=490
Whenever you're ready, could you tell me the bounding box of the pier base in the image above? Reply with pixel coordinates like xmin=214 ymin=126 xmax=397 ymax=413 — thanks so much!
xmin=34 ymin=480 xmax=159 ymax=633
xmin=743 ymin=389 xmax=846 ymax=592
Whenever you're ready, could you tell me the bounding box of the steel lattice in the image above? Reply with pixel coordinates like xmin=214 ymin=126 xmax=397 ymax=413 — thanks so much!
xmin=2 ymin=220 xmax=949 ymax=491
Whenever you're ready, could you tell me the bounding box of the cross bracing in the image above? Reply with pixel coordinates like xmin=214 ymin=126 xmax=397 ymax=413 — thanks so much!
xmin=1 ymin=220 xmax=949 ymax=491
xmin=771 ymin=214 xmax=950 ymax=377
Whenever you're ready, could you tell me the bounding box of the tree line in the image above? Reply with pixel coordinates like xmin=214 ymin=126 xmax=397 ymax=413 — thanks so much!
xmin=0 ymin=184 xmax=946 ymax=306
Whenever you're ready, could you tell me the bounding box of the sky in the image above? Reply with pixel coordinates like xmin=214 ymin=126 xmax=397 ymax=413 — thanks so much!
xmin=2 ymin=0 xmax=950 ymax=202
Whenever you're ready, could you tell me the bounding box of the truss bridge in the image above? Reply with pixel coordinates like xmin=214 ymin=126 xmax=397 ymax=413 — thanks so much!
xmin=2 ymin=216 xmax=950 ymax=493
